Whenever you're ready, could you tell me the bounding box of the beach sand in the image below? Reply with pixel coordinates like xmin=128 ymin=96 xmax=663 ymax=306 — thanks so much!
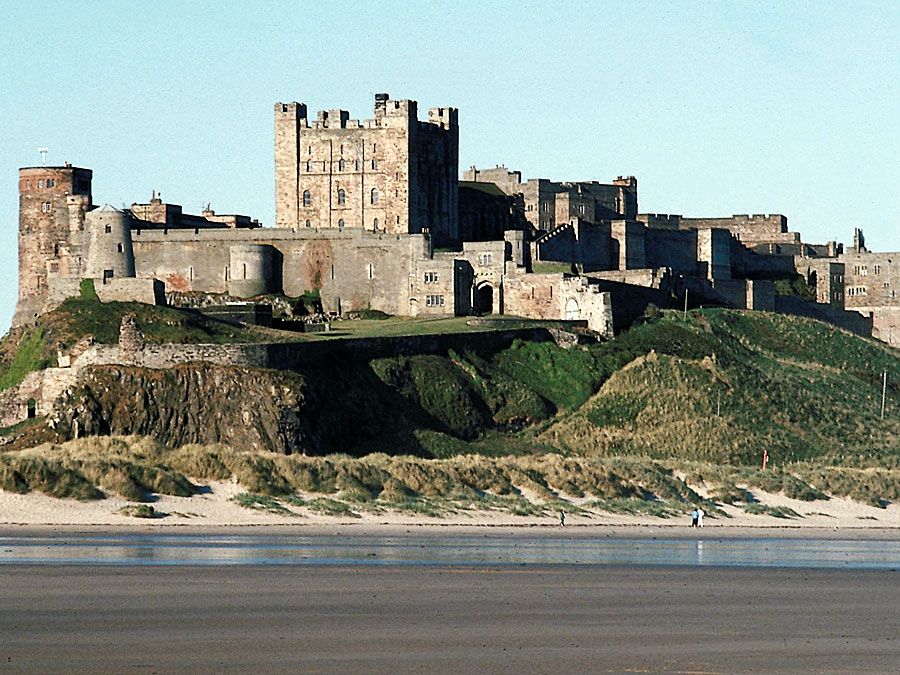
xmin=0 ymin=477 xmax=897 ymax=533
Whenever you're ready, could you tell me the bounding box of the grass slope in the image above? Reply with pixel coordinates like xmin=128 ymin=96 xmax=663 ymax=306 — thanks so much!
xmin=541 ymin=310 xmax=900 ymax=464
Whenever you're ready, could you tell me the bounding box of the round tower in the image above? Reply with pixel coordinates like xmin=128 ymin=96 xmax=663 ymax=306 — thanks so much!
xmin=227 ymin=244 xmax=276 ymax=298
xmin=84 ymin=205 xmax=136 ymax=280
xmin=14 ymin=164 xmax=92 ymax=326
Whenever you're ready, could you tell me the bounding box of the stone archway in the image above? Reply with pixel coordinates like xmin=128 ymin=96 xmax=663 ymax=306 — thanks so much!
xmin=565 ymin=298 xmax=580 ymax=321
xmin=474 ymin=283 xmax=494 ymax=315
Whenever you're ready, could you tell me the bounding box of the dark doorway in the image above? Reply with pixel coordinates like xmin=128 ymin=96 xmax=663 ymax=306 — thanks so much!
xmin=26 ymin=399 xmax=36 ymax=419
xmin=475 ymin=284 xmax=493 ymax=315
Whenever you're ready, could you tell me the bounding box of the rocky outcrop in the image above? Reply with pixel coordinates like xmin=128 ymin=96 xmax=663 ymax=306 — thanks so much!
xmin=52 ymin=364 xmax=316 ymax=454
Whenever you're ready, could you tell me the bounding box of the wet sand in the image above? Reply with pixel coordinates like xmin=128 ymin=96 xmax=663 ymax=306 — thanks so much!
xmin=1 ymin=564 xmax=897 ymax=673
xmin=2 ymin=521 xmax=899 ymax=540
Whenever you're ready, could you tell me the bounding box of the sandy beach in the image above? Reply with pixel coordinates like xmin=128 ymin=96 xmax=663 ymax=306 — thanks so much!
xmin=0 ymin=477 xmax=897 ymax=533
xmin=0 ymin=563 xmax=896 ymax=673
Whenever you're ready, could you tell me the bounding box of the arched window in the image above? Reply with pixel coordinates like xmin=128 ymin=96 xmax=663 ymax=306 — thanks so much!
xmin=338 ymin=159 xmax=345 ymax=172
xmin=305 ymin=219 xmax=311 ymax=228
xmin=370 ymin=188 xmax=379 ymax=205
xmin=338 ymin=219 xmax=345 ymax=229
xmin=373 ymin=218 xmax=379 ymax=231
xmin=337 ymin=188 xmax=346 ymax=206
xmin=303 ymin=190 xmax=311 ymax=207
xmin=305 ymin=161 xmax=312 ymax=172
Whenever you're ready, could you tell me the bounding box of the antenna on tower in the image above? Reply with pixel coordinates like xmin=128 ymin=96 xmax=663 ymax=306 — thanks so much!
xmin=37 ymin=147 xmax=49 ymax=166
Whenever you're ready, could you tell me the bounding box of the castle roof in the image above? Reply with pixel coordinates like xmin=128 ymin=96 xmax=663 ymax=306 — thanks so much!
xmin=95 ymin=204 xmax=122 ymax=213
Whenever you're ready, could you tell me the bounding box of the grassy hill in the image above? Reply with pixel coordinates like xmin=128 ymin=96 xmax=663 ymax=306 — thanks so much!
xmin=1 ymin=307 xmax=898 ymax=511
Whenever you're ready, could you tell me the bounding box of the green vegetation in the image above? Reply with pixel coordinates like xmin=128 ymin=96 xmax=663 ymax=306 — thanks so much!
xmin=531 ymin=262 xmax=574 ymax=274
xmin=117 ymin=503 xmax=160 ymax=518
xmin=0 ymin=329 xmax=52 ymax=391
xmin=1 ymin=305 xmax=898 ymax=517
xmin=743 ymin=504 xmax=801 ymax=519
xmin=773 ymin=274 xmax=817 ymax=302
xmin=232 ymin=492 xmax=296 ymax=515
xmin=542 ymin=309 xmax=900 ymax=464
xmin=4 ymin=437 xmax=894 ymax=520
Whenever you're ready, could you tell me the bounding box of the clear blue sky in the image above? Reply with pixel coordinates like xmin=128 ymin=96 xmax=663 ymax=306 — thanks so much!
xmin=1 ymin=1 xmax=898 ymax=327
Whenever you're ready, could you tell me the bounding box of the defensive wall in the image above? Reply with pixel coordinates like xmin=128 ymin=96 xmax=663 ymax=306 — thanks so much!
xmin=638 ymin=213 xmax=799 ymax=246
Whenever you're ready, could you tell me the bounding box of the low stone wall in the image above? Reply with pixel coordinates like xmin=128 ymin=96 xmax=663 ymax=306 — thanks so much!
xmin=0 ymin=367 xmax=79 ymax=428
xmin=95 ymin=278 xmax=165 ymax=305
xmin=73 ymin=327 xmax=566 ymax=372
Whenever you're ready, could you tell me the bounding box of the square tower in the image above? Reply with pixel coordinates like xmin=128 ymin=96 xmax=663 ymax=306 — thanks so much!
xmin=274 ymin=94 xmax=459 ymax=246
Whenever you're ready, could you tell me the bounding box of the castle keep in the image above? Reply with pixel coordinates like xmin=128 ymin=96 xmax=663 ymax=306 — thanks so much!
xmin=275 ymin=95 xmax=459 ymax=246
xmin=13 ymin=92 xmax=900 ymax=347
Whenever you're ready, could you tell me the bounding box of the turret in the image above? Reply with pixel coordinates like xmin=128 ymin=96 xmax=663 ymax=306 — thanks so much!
xmin=84 ymin=205 xmax=135 ymax=280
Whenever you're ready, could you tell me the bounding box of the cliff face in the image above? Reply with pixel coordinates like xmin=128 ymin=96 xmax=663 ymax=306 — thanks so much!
xmin=54 ymin=365 xmax=315 ymax=455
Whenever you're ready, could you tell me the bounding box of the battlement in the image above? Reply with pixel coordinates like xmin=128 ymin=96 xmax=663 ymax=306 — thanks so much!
xmin=277 ymin=94 xmax=455 ymax=131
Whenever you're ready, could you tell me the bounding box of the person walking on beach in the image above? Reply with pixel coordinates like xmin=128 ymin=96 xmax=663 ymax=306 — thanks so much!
xmin=691 ymin=508 xmax=699 ymax=527
xmin=559 ymin=510 xmax=566 ymax=527
xmin=697 ymin=507 xmax=705 ymax=528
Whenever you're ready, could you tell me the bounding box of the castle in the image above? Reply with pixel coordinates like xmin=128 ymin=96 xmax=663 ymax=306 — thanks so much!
xmin=13 ymin=93 xmax=900 ymax=347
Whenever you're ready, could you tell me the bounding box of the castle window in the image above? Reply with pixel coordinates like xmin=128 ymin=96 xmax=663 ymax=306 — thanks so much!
xmin=189 ymin=266 xmax=193 ymax=281
xmin=338 ymin=218 xmax=345 ymax=228
xmin=224 ymin=266 xmax=230 ymax=281
xmin=875 ymin=265 xmax=882 ymax=275
xmin=371 ymin=159 xmax=379 ymax=170
xmin=104 ymin=224 xmax=112 ymax=233
xmin=243 ymin=263 xmax=247 ymax=279
xmin=47 ymin=179 xmax=56 ymax=188
xmin=424 ymin=272 xmax=438 ymax=284
xmin=338 ymin=159 xmax=345 ymax=172
xmin=308 ymin=145 xmax=312 ymax=155
xmin=41 ymin=202 xmax=51 ymax=213
xmin=305 ymin=161 xmax=312 ymax=172
xmin=373 ymin=218 xmax=379 ymax=230
xmin=338 ymin=189 xmax=346 ymax=206
xmin=367 ymin=263 xmax=374 ymax=280
xmin=117 ymin=243 xmax=123 ymax=253
xmin=303 ymin=190 xmax=311 ymax=207
xmin=478 ymin=252 xmax=493 ymax=266
xmin=426 ymin=294 xmax=445 ymax=307
xmin=305 ymin=219 xmax=311 ymax=228
xmin=38 ymin=179 xmax=44 ymax=189
xmin=371 ymin=188 xmax=379 ymax=205
xmin=372 ymin=143 xmax=376 ymax=152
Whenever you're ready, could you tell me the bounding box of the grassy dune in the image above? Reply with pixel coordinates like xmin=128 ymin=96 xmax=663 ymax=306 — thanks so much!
xmin=1 ymin=436 xmax=896 ymax=518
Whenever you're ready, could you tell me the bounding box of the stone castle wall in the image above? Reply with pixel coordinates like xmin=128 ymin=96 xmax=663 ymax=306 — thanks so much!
xmin=129 ymin=226 xmax=430 ymax=315
xmin=639 ymin=213 xmax=799 ymax=246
